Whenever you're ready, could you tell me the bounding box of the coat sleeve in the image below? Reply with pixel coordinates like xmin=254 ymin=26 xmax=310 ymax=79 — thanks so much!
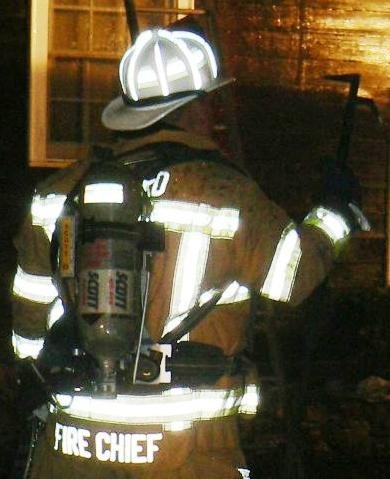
xmin=11 ymin=161 xmax=90 ymax=360
xmin=234 ymin=177 xmax=349 ymax=307
xmin=11 ymin=195 xmax=66 ymax=359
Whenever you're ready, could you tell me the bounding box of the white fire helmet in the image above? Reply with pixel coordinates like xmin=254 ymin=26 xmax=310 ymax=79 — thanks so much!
xmin=102 ymin=28 xmax=234 ymax=131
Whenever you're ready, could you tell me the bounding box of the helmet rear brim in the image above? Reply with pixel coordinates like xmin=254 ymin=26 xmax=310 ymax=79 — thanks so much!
xmin=102 ymin=76 xmax=234 ymax=131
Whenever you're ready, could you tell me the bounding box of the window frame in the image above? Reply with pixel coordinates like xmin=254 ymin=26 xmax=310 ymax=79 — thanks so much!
xmin=29 ymin=0 xmax=52 ymax=167
xmin=28 ymin=0 xmax=197 ymax=168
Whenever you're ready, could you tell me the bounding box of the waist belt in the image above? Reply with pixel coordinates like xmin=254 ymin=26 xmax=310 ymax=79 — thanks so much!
xmin=52 ymin=385 xmax=259 ymax=431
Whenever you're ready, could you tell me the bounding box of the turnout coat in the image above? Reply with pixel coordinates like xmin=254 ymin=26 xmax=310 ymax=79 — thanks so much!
xmin=12 ymin=129 xmax=338 ymax=478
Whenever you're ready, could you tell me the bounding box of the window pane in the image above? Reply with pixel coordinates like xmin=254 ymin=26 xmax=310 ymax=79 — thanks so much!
xmin=50 ymin=59 xmax=83 ymax=98
xmin=92 ymin=12 xmax=129 ymax=52
xmin=136 ymin=1 xmax=172 ymax=7
xmin=89 ymin=61 xmax=119 ymax=100
xmin=137 ymin=13 xmax=166 ymax=29
xmin=136 ymin=0 xmax=182 ymax=28
xmin=89 ymin=103 xmax=117 ymax=143
xmin=52 ymin=10 xmax=90 ymax=51
xmin=32 ymin=0 xmax=197 ymax=165
xmin=93 ymin=0 xmax=123 ymax=7
xmin=53 ymin=1 xmax=90 ymax=6
xmin=50 ymin=101 xmax=83 ymax=142
xmin=49 ymin=58 xmax=84 ymax=143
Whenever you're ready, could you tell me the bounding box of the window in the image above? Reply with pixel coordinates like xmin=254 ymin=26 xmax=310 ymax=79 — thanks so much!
xmin=29 ymin=0 xmax=198 ymax=167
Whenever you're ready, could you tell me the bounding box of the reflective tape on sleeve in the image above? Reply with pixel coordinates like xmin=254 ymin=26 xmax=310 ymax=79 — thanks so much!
xmin=238 ymin=384 xmax=260 ymax=415
xmin=31 ymin=193 xmax=67 ymax=239
xmin=13 ymin=265 xmax=58 ymax=304
xmin=12 ymin=331 xmax=44 ymax=359
xmin=47 ymin=297 xmax=65 ymax=329
xmin=261 ymin=222 xmax=302 ymax=302
xmin=304 ymin=206 xmax=350 ymax=243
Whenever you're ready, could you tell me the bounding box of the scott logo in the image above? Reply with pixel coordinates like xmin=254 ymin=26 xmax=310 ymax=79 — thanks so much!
xmin=115 ymin=272 xmax=128 ymax=310
xmin=87 ymin=272 xmax=99 ymax=309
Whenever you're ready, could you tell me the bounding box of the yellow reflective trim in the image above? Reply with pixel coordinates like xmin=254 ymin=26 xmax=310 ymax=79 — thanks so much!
xmin=150 ymin=200 xmax=239 ymax=238
xmin=53 ymin=386 xmax=256 ymax=427
xmin=261 ymin=223 xmax=302 ymax=302
xmin=47 ymin=297 xmax=64 ymax=329
xmin=12 ymin=331 xmax=44 ymax=359
xmin=304 ymin=206 xmax=350 ymax=243
xmin=31 ymin=193 xmax=67 ymax=239
xmin=238 ymin=384 xmax=260 ymax=415
xmin=13 ymin=265 xmax=58 ymax=304
xmin=199 ymin=281 xmax=250 ymax=306
xmin=238 ymin=468 xmax=251 ymax=479
xmin=155 ymin=200 xmax=240 ymax=340
xmin=164 ymin=232 xmax=210 ymax=340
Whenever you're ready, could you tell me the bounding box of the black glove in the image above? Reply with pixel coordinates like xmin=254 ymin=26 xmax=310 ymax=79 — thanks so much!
xmin=322 ymin=156 xmax=361 ymax=206
xmin=15 ymin=315 xmax=96 ymax=416
xmin=38 ymin=312 xmax=80 ymax=370
xmin=14 ymin=352 xmax=95 ymax=416
xmin=37 ymin=314 xmax=96 ymax=394
xmin=319 ymin=157 xmax=370 ymax=232
xmin=14 ymin=358 xmax=52 ymax=415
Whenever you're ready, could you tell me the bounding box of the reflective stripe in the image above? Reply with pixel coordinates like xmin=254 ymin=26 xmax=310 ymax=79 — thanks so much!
xmin=154 ymin=41 xmax=170 ymax=96
xmin=151 ymin=200 xmax=239 ymax=238
xmin=238 ymin=468 xmax=251 ymax=479
xmin=304 ymin=206 xmax=350 ymax=243
xmin=156 ymin=199 xmax=239 ymax=339
xmin=238 ymin=384 xmax=260 ymax=415
xmin=261 ymin=223 xmax=302 ymax=302
xmin=54 ymin=385 xmax=258 ymax=429
xmin=123 ymin=30 xmax=154 ymax=101
xmin=121 ymin=29 xmax=218 ymax=102
xmin=164 ymin=232 xmax=210 ymax=340
xmin=171 ymin=36 xmax=202 ymax=90
xmin=172 ymin=30 xmax=218 ymax=79
xmin=219 ymin=281 xmax=250 ymax=304
xmin=12 ymin=331 xmax=44 ymax=359
xmin=31 ymin=193 xmax=67 ymax=239
xmin=84 ymin=183 xmax=123 ymax=204
xmin=47 ymin=297 xmax=64 ymax=329
xmin=13 ymin=265 xmax=58 ymax=304
xmin=199 ymin=281 xmax=250 ymax=306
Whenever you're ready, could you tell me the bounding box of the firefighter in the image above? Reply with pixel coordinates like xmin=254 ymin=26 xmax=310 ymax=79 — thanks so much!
xmin=11 ymin=28 xmax=369 ymax=479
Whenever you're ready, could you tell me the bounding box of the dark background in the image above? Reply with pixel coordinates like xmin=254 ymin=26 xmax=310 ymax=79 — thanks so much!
xmin=0 ymin=1 xmax=389 ymax=478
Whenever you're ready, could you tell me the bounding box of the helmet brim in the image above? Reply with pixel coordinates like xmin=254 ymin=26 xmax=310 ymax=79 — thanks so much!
xmin=102 ymin=76 xmax=234 ymax=131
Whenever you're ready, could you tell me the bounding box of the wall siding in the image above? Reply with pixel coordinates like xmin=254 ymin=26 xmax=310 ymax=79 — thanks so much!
xmin=212 ymin=0 xmax=390 ymax=289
